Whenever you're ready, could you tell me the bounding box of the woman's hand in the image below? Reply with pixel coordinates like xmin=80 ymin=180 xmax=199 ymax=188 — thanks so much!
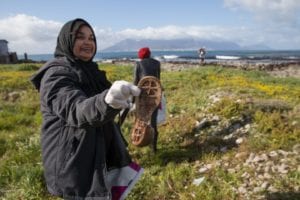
xmin=105 ymin=80 xmax=140 ymax=109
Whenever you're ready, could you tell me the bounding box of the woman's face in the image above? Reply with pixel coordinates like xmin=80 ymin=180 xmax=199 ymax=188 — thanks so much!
xmin=73 ymin=25 xmax=96 ymax=61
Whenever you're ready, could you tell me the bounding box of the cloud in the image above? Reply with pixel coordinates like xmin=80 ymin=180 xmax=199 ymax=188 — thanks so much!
xmin=116 ymin=26 xmax=228 ymax=40
xmin=0 ymin=14 xmax=299 ymax=54
xmin=0 ymin=14 xmax=62 ymax=54
xmin=96 ymin=25 xmax=300 ymax=50
xmin=94 ymin=25 xmax=247 ymax=50
xmin=224 ymin=0 xmax=300 ymax=25
xmin=222 ymin=0 xmax=300 ymax=49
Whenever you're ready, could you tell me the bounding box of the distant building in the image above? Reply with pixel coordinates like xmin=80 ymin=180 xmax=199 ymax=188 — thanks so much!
xmin=0 ymin=39 xmax=18 ymax=64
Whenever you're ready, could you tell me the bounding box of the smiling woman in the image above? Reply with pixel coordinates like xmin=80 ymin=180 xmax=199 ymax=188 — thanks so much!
xmin=30 ymin=18 xmax=143 ymax=200
xmin=73 ymin=25 xmax=96 ymax=61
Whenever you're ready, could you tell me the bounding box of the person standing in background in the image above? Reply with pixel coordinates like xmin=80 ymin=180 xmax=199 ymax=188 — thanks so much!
xmin=133 ymin=47 xmax=161 ymax=152
xmin=198 ymin=47 xmax=206 ymax=63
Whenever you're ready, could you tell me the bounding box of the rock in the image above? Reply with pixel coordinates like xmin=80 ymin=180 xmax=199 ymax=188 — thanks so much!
xmin=252 ymin=155 xmax=265 ymax=163
xmin=206 ymin=164 xmax=213 ymax=169
xmin=238 ymin=186 xmax=247 ymax=194
xmin=269 ymin=151 xmax=278 ymax=158
xmin=235 ymin=137 xmax=244 ymax=144
xmin=246 ymin=153 xmax=256 ymax=164
xmin=265 ymin=161 xmax=274 ymax=167
xmin=235 ymin=152 xmax=248 ymax=159
xmin=293 ymin=144 xmax=300 ymax=154
xmin=199 ymin=164 xmax=213 ymax=173
xmin=263 ymin=173 xmax=272 ymax=179
xmin=192 ymin=177 xmax=205 ymax=186
xmin=261 ymin=181 xmax=269 ymax=190
xmin=261 ymin=153 xmax=269 ymax=161
xmin=257 ymin=174 xmax=264 ymax=180
xmin=277 ymin=149 xmax=289 ymax=157
xmin=241 ymin=172 xmax=250 ymax=179
xmin=227 ymin=168 xmax=236 ymax=173
xmin=264 ymin=166 xmax=270 ymax=173
xmin=253 ymin=187 xmax=263 ymax=193
xmin=223 ymin=133 xmax=233 ymax=140
xmin=199 ymin=167 xmax=209 ymax=173
xmin=8 ymin=91 xmax=21 ymax=102
xmin=277 ymin=163 xmax=289 ymax=174
xmin=195 ymin=118 xmax=210 ymax=130
xmin=212 ymin=115 xmax=220 ymax=121
xmin=267 ymin=186 xmax=278 ymax=193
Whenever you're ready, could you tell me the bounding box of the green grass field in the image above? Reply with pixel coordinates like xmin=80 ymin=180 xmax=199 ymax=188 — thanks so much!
xmin=0 ymin=63 xmax=299 ymax=199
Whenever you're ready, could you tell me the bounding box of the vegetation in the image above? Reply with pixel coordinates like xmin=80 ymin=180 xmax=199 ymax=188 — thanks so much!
xmin=0 ymin=63 xmax=299 ymax=199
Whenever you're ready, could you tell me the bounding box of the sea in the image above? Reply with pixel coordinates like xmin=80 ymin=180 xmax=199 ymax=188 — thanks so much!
xmin=20 ymin=50 xmax=300 ymax=64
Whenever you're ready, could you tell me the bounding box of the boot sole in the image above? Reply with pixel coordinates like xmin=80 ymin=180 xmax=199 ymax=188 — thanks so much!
xmin=131 ymin=76 xmax=162 ymax=147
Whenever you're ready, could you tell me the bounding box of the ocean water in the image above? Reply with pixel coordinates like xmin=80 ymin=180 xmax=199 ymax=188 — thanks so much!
xmin=20 ymin=50 xmax=300 ymax=63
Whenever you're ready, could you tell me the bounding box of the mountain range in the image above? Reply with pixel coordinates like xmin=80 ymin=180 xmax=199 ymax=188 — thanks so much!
xmin=102 ymin=38 xmax=271 ymax=52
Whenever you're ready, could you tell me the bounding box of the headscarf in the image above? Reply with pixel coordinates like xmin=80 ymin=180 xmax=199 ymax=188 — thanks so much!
xmin=54 ymin=18 xmax=97 ymax=62
xmin=54 ymin=18 xmax=110 ymax=92
xmin=138 ymin=47 xmax=151 ymax=59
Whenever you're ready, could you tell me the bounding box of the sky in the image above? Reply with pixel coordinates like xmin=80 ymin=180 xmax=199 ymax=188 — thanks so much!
xmin=0 ymin=0 xmax=300 ymax=54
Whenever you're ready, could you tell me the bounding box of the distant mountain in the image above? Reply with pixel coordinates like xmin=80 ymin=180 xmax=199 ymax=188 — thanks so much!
xmin=241 ymin=44 xmax=272 ymax=50
xmin=102 ymin=39 xmax=271 ymax=51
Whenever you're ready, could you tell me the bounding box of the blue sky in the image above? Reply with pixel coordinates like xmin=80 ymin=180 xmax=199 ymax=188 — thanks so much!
xmin=0 ymin=0 xmax=299 ymax=54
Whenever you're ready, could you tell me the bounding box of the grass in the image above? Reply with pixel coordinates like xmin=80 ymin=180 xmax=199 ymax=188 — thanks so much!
xmin=0 ymin=63 xmax=299 ymax=199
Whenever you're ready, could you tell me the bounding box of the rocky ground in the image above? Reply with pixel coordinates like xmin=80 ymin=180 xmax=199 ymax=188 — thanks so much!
xmin=111 ymin=59 xmax=300 ymax=199
xmin=112 ymin=60 xmax=300 ymax=78
xmin=193 ymin=145 xmax=300 ymax=199
xmin=161 ymin=61 xmax=300 ymax=199
xmin=188 ymin=87 xmax=299 ymax=199
xmin=162 ymin=60 xmax=300 ymax=78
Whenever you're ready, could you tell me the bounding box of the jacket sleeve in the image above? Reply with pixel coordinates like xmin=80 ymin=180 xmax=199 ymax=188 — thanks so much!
xmin=40 ymin=66 xmax=119 ymax=128
xmin=133 ymin=62 xmax=140 ymax=85
xmin=158 ymin=62 xmax=161 ymax=79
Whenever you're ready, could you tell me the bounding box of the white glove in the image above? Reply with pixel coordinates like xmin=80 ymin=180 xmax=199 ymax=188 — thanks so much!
xmin=105 ymin=80 xmax=141 ymax=109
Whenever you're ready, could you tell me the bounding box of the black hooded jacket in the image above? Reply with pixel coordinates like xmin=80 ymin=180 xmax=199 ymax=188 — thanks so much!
xmin=133 ymin=57 xmax=160 ymax=85
xmin=31 ymin=18 xmax=131 ymax=200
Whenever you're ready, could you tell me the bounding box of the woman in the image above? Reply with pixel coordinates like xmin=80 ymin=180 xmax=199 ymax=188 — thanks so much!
xmin=31 ymin=18 xmax=142 ymax=200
